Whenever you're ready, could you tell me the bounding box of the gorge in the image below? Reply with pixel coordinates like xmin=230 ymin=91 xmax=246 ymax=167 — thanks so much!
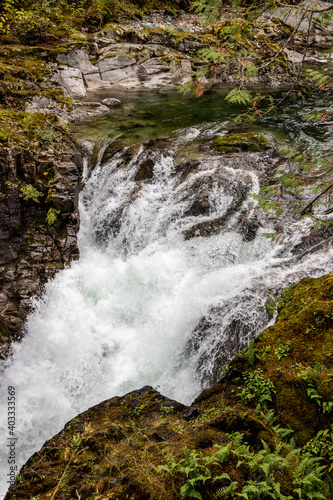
xmin=1 ymin=2 xmax=333 ymax=498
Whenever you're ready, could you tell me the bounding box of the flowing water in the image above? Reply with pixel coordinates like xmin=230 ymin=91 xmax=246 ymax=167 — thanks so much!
xmin=1 ymin=88 xmax=333 ymax=495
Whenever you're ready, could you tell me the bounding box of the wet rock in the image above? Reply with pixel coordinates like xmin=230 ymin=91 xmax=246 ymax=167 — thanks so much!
xmin=181 ymin=406 xmax=200 ymax=420
xmin=241 ymin=218 xmax=260 ymax=242
xmin=213 ymin=132 xmax=271 ymax=153
xmin=0 ymin=142 xmax=82 ymax=357
xmin=135 ymin=158 xmax=155 ymax=181
xmin=69 ymin=101 xmax=110 ymax=122
xmin=102 ymin=97 xmax=122 ymax=107
xmin=187 ymin=290 xmax=271 ymax=387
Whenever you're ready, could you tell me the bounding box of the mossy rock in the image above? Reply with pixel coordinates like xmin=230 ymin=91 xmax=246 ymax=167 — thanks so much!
xmin=0 ymin=35 xmax=20 ymax=44
xmin=212 ymin=132 xmax=271 ymax=153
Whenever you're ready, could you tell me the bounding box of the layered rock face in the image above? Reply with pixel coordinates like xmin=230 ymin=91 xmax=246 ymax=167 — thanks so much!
xmin=0 ymin=141 xmax=82 ymax=358
xmin=55 ymin=32 xmax=195 ymax=98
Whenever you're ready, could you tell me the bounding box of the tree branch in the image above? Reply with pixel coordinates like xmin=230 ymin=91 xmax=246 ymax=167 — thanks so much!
xmin=300 ymin=181 xmax=333 ymax=215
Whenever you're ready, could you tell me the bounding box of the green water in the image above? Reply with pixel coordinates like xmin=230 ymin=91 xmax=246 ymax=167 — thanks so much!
xmin=72 ymin=87 xmax=237 ymax=144
xmin=71 ymin=87 xmax=333 ymax=158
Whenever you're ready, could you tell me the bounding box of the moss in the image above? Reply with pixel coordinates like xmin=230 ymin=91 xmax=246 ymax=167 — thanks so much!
xmin=212 ymin=132 xmax=270 ymax=153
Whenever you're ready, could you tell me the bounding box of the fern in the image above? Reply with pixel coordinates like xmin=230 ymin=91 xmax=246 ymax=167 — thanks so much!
xmin=20 ymin=184 xmax=43 ymax=203
xmin=225 ymin=88 xmax=253 ymax=106
xmin=215 ymin=481 xmax=238 ymax=498
xmin=244 ymin=61 xmax=258 ymax=77
xmin=305 ymin=69 xmax=330 ymax=87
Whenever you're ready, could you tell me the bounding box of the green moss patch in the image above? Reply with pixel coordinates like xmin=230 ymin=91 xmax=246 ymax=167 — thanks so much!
xmin=212 ymin=132 xmax=271 ymax=153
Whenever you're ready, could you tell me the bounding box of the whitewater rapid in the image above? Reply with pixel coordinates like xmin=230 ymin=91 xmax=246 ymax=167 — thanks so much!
xmin=0 ymin=131 xmax=332 ymax=496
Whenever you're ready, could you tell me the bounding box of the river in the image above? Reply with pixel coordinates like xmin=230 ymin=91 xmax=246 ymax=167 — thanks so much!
xmin=0 ymin=87 xmax=332 ymax=496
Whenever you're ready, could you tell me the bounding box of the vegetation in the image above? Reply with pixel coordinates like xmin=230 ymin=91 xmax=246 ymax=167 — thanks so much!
xmin=212 ymin=132 xmax=270 ymax=153
xmin=0 ymin=0 xmax=186 ymax=38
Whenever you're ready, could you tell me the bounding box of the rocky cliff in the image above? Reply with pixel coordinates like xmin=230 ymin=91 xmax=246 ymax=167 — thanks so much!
xmin=0 ymin=125 xmax=83 ymax=358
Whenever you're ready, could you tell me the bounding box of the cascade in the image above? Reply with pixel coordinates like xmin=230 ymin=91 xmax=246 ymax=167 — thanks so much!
xmin=0 ymin=115 xmax=332 ymax=496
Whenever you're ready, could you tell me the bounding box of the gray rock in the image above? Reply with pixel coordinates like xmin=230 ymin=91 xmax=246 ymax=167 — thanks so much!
xmin=102 ymin=98 xmax=122 ymax=107
xmin=58 ymin=67 xmax=86 ymax=98
xmin=284 ymin=48 xmax=304 ymax=64
xmin=69 ymin=103 xmax=110 ymax=122
xmin=98 ymin=55 xmax=137 ymax=74
xmin=100 ymin=65 xmax=138 ymax=83
xmin=57 ymin=49 xmax=97 ymax=75
xmin=141 ymin=58 xmax=170 ymax=75
xmin=83 ymin=72 xmax=108 ymax=91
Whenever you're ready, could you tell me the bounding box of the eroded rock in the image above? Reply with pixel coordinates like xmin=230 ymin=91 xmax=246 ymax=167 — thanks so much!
xmin=0 ymin=140 xmax=83 ymax=358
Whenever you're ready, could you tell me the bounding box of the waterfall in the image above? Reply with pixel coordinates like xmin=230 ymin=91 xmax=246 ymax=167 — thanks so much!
xmin=1 ymin=126 xmax=332 ymax=496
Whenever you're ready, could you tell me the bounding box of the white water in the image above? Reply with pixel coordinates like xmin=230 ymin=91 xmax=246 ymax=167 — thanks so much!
xmin=0 ymin=129 xmax=332 ymax=496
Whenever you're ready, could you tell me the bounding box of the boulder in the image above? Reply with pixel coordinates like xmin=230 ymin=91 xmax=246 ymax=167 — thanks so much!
xmin=102 ymin=97 xmax=122 ymax=107
xmin=212 ymin=132 xmax=271 ymax=153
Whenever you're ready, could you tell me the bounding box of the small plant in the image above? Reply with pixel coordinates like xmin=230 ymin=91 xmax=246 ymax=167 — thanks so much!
xmin=304 ymin=425 xmax=333 ymax=467
xmin=160 ymin=405 xmax=174 ymax=415
xmin=225 ymin=88 xmax=253 ymax=106
xmin=239 ymin=369 xmax=275 ymax=408
xmin=35 ymin=126 xmax=57 ymax=143
xmin=134 ymin=403 xmax=148 ymax=416
xmin=220 ymin=364 xmax=232 ymax=377
xmin=163 ymin=25 xmax=177 ymax=36
xmin=256 ymin=408 xmax=294 ymax=441
xmin=46 ymin=207 xmax=60 ymax=226
xmin=275 ymin=341 xmax=291 ymax=360
xmin=266 ymin=295 xmax=277 ymax=316
xmin=59 ymin=471 xmax=70 ymax=492
xmin=240 ymin=340 xmax=258 ymax=366
xmin=296 ymin=364 xmax=333 ymax=414
xmin=71 ymin=434 xmax=83 ymax=451
xmin=20 ymin=184 xmax=43 ymax=203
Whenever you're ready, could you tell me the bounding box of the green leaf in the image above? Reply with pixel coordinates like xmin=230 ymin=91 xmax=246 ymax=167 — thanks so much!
xmin=225 ymin=88 xmax=252 ymax=106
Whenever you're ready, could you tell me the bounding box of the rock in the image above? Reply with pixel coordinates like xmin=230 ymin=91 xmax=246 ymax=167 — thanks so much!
xmin=284 ymin=48 xmax=304 ymax=64
xmin=57 ymin=49 xmax=97 ymax=75
xmin=100 ymin=65 xmax=138 ymax=83
xmin=102 ymin=97 xmax=122 ymax=107
xmin=0 ymin=139 xmax=82 ymax=358
xmin=141 ymin=58 xmax=171 ymax=75
xmin=212 ymin=132 xmax=271 ymax=153
xmin=135 ymin=157 xmax=155 ymax=181
xmin=57 ymin=67 xmax=86 ymax=98
xmin=69 ymin=102 xmax=110 ymax=122
xmin=99 ymin=55 xmax=137 ymax=72
xmin=181 ymin=406 xmax=200 ymax=420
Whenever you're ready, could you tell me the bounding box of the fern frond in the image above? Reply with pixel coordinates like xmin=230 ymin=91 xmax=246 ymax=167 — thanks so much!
xmin=225 ymin=88 xmax=252 ymax=106
xmin=215 ymin=481 xmax=238 ymax=498
xmin=305 ymin=69 xmax=330 ymax=87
